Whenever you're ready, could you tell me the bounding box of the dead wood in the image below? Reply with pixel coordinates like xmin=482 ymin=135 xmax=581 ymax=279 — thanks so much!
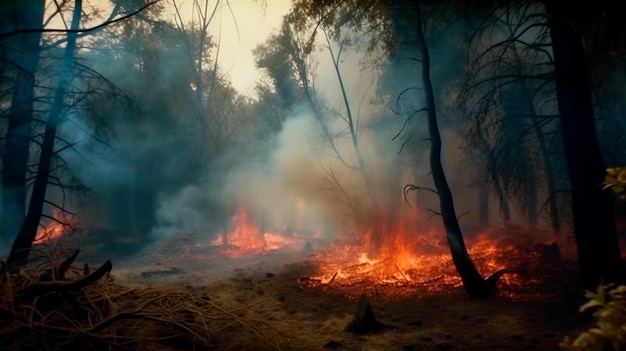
xmin=1 ymin=255 xmax=287 ymax=350
xmin=41 ymin=249 xmax=80 ymax=281
xmin=21 ymin=259 xmax=112 ymax=299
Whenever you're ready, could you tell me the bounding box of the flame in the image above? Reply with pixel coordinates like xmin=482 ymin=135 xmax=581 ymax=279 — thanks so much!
xmin=298 ymin=214 xmax=562 ymax=300
xmin=198 ymin=202 xmax=563 ymax=300
xmin=34 ymin=208 xmax=77 ymax=244
xmin=212 ymin=204 xmax=306 ymax=258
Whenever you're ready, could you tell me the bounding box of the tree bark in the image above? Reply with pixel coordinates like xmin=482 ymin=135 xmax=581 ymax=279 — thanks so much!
xmin=7 ymin=0 xmax=82 ymax=268
xmin=0 ymin=0 xmax=45 ymax=246
xmin=544 ymin=0 xmax=625 ymax=289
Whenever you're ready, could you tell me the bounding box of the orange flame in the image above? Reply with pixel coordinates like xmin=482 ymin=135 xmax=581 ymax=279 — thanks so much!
xmin=34 ymin=208 xmax=77 ymax=244
xmin=212 ymin=204 xmax=305 ymax=257
xmin=202 ymin=202 xmax=562 ymax=299
xmin=298 ymin=213 xmax=562 ymax=300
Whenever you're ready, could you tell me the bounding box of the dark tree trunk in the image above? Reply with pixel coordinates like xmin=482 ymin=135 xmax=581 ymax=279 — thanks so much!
xmin=490 ymin=165 xmax=511 ymax=222
xmin=414 ymin=0 xmax=495 ymax=298
xmin=0 ymin=0 xmax=44 ymax=245
xmin=477 ymin=175 xmax=489 ymax=227
xmin=544 ymin=0 xmax=626 ymax=289
xmin=7 ymin=0 xmax=82 ymax=268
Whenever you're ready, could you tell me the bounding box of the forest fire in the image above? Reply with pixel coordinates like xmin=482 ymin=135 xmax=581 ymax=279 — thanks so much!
xmin=177 ymin=203 xmax=563 ymax=300
xmin=33 ymin=208 xmax=78 ymax=244
xmin=297 ymin=223 xmax=559 ymax=300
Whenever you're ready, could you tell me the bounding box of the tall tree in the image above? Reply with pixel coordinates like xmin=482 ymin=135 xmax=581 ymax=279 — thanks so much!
xmin=409 ymin=0 xmax=506 ymax=297
xmin=0 ymin=0 xmax=45 ymax=247
xmin=543 ymin=0 xmax=626 ymax=289
xmin=7 ymin=0 xmax=83 ymax=267
xmin=290 ymin=0 xmax=515 ymax=297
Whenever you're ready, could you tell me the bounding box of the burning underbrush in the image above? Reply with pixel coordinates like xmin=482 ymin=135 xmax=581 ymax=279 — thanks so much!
xmin=293 ymin=218 xmax=573 ymax=301
xmin=33 ymin=204 xmax=574 ymax=302
xmin=124 ymin=203 xmax=572 ymax=302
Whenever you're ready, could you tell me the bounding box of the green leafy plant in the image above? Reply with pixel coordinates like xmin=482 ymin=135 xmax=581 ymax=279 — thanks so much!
xmin=560 ymin=285 xmax=626 ymax=351
xmin=603 ymin=167 xmax=626 ymax=200
xmin=561 ymin=167 xmax=626 ymax=350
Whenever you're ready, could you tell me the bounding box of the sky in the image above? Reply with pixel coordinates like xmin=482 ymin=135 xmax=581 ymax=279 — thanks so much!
xmin=159 ymin=0 xmax=292 ymax=97
xmin=198 ymin=0 xmax=292 ymax=97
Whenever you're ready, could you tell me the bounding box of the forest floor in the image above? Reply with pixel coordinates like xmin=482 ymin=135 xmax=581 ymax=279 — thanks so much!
xmin=109 ymin=250 xmax=590 ymax=351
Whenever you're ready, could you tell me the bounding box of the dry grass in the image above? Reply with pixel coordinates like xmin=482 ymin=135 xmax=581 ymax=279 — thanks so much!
xmin=0 ymin=249 xmax=294 ymax=351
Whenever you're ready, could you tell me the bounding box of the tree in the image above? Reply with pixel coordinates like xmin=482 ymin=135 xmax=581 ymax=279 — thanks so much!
xmin=2 ymin=0 xmax=158 ymax=267
xmin=542 ymin=0 xmax=626 ymax=289
xmin=6 ymin=0 xmax=83 ymax=267
xmin=254 ymin=18 xmax=383 ymax=232
xmin=407 ymin=0 xmax=509 ymax=298
xmin=0 ymin=0 xmax=45 ymax=248
xmin=290 ymin=0 xmax=516 ymax=297
xmin=459 ymin=3 xmax=566 ymax=232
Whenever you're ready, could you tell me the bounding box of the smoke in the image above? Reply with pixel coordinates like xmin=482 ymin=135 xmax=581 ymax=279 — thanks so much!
xmin=31 ymin=10 xmax=495 ymax=264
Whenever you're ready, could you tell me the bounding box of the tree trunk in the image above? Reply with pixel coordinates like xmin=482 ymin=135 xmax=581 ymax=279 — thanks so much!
xmin=477 ymin=174 xmax=489 ymax=227
xmin=544 ymin=0 xmax=626 ymax=289
xmin=414 ymin=0 xmax=494 ymax=298
xmin=0 ymin=0 xmax=44 ymax=246
xmin=490 ymin=164 xmax=511 ymax=222
xmin=500 ymin=82 xmax=538 ymax=227
xmin=325 ymin=34 xmax=382 ymax=249
xmin=7 ymin=0 xmax=82 ymax=268
xmin=509 ymin=43 xmax=561 ymax=233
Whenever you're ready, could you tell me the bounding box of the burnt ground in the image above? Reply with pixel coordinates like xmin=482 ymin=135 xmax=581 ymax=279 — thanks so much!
xmin=110 ymin=252 xmax=590 ymax=351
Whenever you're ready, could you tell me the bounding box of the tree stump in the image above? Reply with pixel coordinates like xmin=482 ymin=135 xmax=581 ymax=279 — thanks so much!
xmin=344 ymin=294 xmax=387 ymax=334
xmin=539 ymin=242 xmax=562 ymax=265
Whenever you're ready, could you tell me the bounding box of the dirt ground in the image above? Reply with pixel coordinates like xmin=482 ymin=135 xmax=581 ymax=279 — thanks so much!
xmin=110 ymin=251 xmax=589 ymax=351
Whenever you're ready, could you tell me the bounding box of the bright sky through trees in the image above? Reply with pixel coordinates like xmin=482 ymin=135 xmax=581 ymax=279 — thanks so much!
xmin=44 ymin=0 xmax=292 ymax=97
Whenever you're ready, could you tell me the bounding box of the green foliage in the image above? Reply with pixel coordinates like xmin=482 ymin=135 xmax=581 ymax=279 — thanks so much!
xmin=603 ymin=167 xmax=626 ymax=200
xmin=560 ymin=285 xmax=626 ymax=351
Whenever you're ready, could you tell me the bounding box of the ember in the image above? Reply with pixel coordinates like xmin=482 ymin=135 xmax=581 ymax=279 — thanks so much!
xmin=156 ymin=203 xmax=566 ymax=301
xmin=34 ymin=208 xmax=78 ymax=244
xmin=297 ymin=219 xmax=564 ymax=301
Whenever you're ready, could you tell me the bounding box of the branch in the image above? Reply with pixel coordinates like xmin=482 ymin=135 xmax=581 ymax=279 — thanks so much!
xmin=21 ymin=260 xmax=112 ymax=299
xmin=457 ymin=210 xmax=471 ymax=221
xmin=0 ymin=1 xmax=160 ymax=40
xmin=403 ymin=184 xmax=439 ymax=208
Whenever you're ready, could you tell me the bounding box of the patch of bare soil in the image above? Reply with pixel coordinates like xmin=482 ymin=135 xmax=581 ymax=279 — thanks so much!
xmin=113 ymin=254 xmax=588 ymax=351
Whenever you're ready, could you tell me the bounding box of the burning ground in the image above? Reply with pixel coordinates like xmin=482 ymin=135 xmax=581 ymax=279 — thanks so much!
xmin=7 ymin=199 xmax=592 ymax=351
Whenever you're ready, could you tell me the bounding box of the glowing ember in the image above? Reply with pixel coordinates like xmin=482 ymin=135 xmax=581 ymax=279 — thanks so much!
xmin=195 ymin=202 xmax=565 ymax=300
xmin=34 ymin=208 xmax=78 ymax=244
xmin=297 ymin=217 xmax=563 ymax=300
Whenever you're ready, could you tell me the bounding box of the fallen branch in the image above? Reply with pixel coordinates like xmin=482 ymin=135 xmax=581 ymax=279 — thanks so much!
xmin=22 ymin=260 xmax=112 ymax=299
xmin=41 ymin=249 xmax=80 ymax=281
xmin=325 ymin=271 xmax=339 ymax=285
xmin=394 ymin=264 xmax=409 ymax=282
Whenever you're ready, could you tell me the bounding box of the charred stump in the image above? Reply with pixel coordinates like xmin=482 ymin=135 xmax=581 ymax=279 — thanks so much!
xmin=344 ymin=294 xmax=388 ymax=334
